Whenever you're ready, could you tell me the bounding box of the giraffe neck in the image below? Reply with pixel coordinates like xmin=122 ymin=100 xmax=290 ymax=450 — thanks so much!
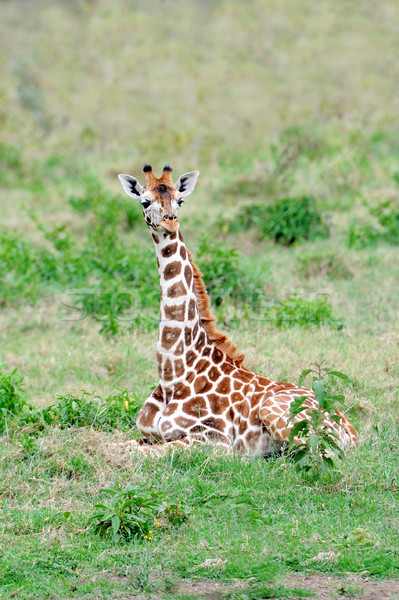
xmin=152 ymin=231 xmax=205 ymax=390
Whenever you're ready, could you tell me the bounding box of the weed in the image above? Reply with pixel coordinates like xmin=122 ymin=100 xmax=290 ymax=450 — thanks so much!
xmin=68 ymin=184 xmax=141 ymax=230
xmin=52 ymin=390 xmax=141 ymax=431
xmin=265 ymin=295 xmax=343 ymax=329
xmin=197 ymin=235 xmax=263 ymax=307
xmin=0 ymin=364 xmax=26 ymax=434
xmin=90 ymin=484 xmax=185 ymax=542
xmin=234 ymin=196 xmax=329 ymax=245
xmin=287 ymin=363 xmax=353 ymax=478
xmin=348 ymin=199 xmax=399 ymax=248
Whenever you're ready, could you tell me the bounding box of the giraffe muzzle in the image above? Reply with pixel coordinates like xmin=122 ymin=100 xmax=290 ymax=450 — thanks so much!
xmin=161 ymin=215 xmax=179 ymax=233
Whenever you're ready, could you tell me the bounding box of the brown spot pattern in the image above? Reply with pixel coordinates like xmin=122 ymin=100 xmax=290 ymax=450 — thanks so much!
xmin=168 ymin=281 xmax=186 ymax=298
xmin=212 ymin=347 xmax=223 ymax=364
xmin=195 ymin=359 xmax=210 ymax=374
xmin=188 ymin=298 xmax=196 ymax=320
xmin=184 ymin=327 xmax=192 ymax=346
xmin=184 ymin=265 xmax=193 ymax=287
xmin=186 ymin=350 xmax=197 ymax=366
xmin=194 ymin=376 xmax=213 ymax=394
xmin=161 ymin=326 xmax=181 ymax=350
xmin=209 ymin=366 xmax=221 ymax=381
xmin=161 ymin=243 xmax=177 ymax=258
xmin=163 ymin=358 xmax=173 ymax=382
xmin=180 ymin=246 xmax=187 ymax=260
xmin=175 ymin=416 xmax=196 ymax=428
xmin=175 ymin=340 xmax=184 ymax=355
xmin=164 ymin=261 xmax=181 ymax=281
xmin=221 ymin=362 xmax=235 ymax=375
xmin=184 ymin=397 xmax=207 ymax=417
xmin=174 ymin=358 xmax=184 ymax=377
xmin=195 ymin=331 xmax=206 ymax=350
xmin=216 ymin=377 xmax=231 ymax=395
xmin=208 ymin=394 xmax=229 ymax=414
xmin=174 ymin=383 xmax=191 ymax=399
xmin=165 ymin=302 xmax=185 ymax=321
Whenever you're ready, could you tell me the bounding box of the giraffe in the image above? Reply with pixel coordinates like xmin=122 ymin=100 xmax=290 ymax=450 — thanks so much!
xmin=117 ymin=164 xmax=358 ymax=456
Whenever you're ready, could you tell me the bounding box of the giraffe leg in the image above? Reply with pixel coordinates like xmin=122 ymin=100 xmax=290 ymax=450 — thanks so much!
xmin=109 ymin=436 xmax=231 ymax=458
xmin=259 ymin=395 xmax=293 ymax=445
xmin=260 ymin=393 xmax=356 ymax=451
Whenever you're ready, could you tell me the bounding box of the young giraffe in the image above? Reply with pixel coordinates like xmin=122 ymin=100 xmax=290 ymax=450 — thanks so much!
xmin=118 ymin=165 xmax=358 ymax=456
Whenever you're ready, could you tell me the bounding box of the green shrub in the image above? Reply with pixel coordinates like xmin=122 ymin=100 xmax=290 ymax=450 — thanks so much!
xmin=68 ymin=185 xmax=141 ymax=230
xmin=0 ymin=213 xmax=159 ymax=333
xmin=91 ymin=484 xmax=188 ymax=542
xmin=371 ymin=199 xmax=399 ymax=244
xmin=348 ymin=222 xmax=380 ymax=249
xmin=197 ymin=235 xmax=263 ymax=307
xmin=0 ymin=364 xmax=26 ymax=434
xmin=235 ymin=196 xmax=329 ymax=245
xmin=288 ymin=363 xmax=353 ymax=479
xmin=52 ymin=390 xmax=141 ymax=431
xmin=265 ymin=295 xmax=343 ymax=329
xmin=0 ymin=143 xmax=23 ymax=184
xmin=348 ymin=199 xmax=399 ymax=248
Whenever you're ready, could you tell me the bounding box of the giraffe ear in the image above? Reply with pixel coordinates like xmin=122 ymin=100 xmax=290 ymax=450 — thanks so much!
xmin=174 ymin=171 xmax=199 ymax=197
xmin=118 ymin=174 xmax=143 ymax=202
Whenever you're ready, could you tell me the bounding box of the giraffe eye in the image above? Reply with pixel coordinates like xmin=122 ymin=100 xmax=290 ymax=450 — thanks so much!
xmin=177 ymin=198 xmax=184 ymax=207
xmin=141 ymin=200 xmax=151 ymax=209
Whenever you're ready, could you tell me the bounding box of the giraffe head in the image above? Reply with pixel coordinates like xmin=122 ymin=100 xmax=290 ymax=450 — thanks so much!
xmin=118 ymin=165 xmax=199 ymax=234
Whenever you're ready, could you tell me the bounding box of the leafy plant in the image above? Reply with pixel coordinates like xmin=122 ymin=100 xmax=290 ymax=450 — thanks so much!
xmin=265 ymin=294 xmax=343 ymax=329
xmin=0 ymin=364 xmax=26 ymax=434
xmin=287 ymin=362 xmax=353 ymax=478
xmin=348 ymin=199 xmax=399 ymax=248
xmin=197 ymin=235 xmax=263 ymax=307
xmin=234 ymin=196 xmax=329 ymax=245
xmin=52 ymin=390 xmax=141 ymax=431
xmin=90 ymin=484 xmax=187 ymax=541
xmin=0 ymin=212 xmax=159 ymax=333
xmin=348 ymin=222 xmax=380 ymax=249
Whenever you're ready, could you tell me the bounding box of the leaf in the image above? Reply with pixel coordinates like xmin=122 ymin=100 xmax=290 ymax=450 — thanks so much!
xmin=289 ymin=420 xmax=309 ymax=444
xmin=294 ymin=450 xmax=310 ymax=468
xmin=100 ymin=488 xmax=119 ymax=496
xmin=326 ymin=370 xmax=353 ymax=386
xmin=100 ymin=511 xmax=116 ymax=522
xmin=288 ymin=396 xmax=308 ymax=421
xmin=309 ymin=434 xmax=319 ymax=455
xmin=298 ymin=369 xmax=313 ymax=388
xmin=111 ymin=514 xmax=121 ymax=535
xmin=312 ymin=379 xmax=327 ymax=407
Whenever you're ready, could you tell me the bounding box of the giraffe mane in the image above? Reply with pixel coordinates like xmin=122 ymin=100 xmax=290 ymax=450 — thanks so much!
xmin=187 ymin=249 xmax=245 ymax=367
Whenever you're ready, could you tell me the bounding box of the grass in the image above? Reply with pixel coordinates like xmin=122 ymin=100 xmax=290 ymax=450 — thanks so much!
xmin=1 ymin=0 xmax=399 ymax=598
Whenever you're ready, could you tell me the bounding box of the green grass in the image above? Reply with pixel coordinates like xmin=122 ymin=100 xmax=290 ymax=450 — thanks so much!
xmin=1 ymin=0 xmax=399 ymax=598
xmin=0 ymin=431 xmax=398 ymax=599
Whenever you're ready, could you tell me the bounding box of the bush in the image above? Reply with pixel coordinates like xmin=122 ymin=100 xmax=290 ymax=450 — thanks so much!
xmin=348 ymin=199 xmax=399 ymax=248
xmin=68 ymin=184 xmax=141 ymax=230
xmin=197 ymin=235 xmax=263 ymax=307
xmin=265 ymin=295 xmax=343 ymax=329
xmin=235 ymin=196 xmax=329 ymax=245
xmin=0 ymin=214 xmax=159 ymax=333
xmin=288 ymin=364 xmax=353 ymax=479
xmin=0 ymin=364 xmax=26 ymax=434
xmin=52 ymin=390 xmax=141 ymax=431
xmin=90 ymin=484 xmax=188 ymax=542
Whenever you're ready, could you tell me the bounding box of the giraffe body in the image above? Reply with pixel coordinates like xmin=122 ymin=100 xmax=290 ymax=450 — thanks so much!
xmin=118 ymin=166 xmax=358 ymax=456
